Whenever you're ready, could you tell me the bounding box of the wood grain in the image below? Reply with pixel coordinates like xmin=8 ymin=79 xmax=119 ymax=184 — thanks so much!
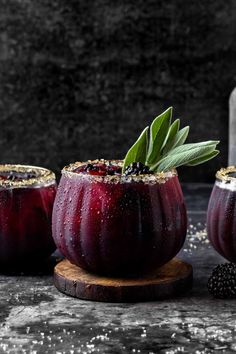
xmin=54 ymin=258 xmax=193 ymax=302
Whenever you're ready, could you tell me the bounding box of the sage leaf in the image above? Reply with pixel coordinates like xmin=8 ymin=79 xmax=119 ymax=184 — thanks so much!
xmin=170 ymin=126 xmax=189 ymax=151
xmin=122 ymin=126 xmax=149 ymax=172
xmin=151 ymin=141 xmax=219 ymax=172
xmin=166 ymin=141 xmax=219 ymax=156
xmin=146 ymin=107 xmax=172 ymax=165
xmin=187 ymin=150 xmax=219 ymax=166
xmin=162 ymin=119 xmax=180 ymax=155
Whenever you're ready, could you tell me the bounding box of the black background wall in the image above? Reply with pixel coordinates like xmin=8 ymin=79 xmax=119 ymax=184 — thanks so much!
xmin=0 ymin=0 xmax=235 ymax=182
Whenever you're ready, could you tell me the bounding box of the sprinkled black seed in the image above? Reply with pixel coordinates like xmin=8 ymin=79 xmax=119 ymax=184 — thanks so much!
xmin=124 ymin=162 xmax=153 ymax=176
xmin=208 ymin=263 xmax=236 ymax=299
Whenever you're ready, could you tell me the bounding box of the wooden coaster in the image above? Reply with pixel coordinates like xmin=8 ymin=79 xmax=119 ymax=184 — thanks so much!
xmin=54 ymin=258 xmax=193 ymax=302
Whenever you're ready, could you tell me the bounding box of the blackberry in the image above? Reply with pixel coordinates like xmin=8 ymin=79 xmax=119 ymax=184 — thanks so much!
xmin=208 ymin=263 xmax=236 ymax=299
xmin=124 ymin=162 xmax=152 ymax=176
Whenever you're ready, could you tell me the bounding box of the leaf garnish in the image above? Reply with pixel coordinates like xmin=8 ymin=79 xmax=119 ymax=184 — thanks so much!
xmin=151 ymin=142 xmax=219 ymax=172
xmin=170 ymin=126 xmax=189 ymax=150
xmin=122 ymin=107 xmax=220 ymax=173
xmin=146 ymin=107 xmax=172 ymax=165
xmin=122 ymin=127 xmax=148 ymax=172
xmin=186 ymin=150 xmax=220 ymax=166
xmin=161 ymin=119 xmax=180 ymax=155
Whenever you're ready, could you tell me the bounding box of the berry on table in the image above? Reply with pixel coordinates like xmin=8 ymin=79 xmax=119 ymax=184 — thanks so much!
xmin=208 ymin=263 xmax=236 ymax=299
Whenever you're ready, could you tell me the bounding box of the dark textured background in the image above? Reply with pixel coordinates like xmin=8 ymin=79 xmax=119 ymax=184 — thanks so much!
xmin=0 ymin=0 xmax=235 ymax=182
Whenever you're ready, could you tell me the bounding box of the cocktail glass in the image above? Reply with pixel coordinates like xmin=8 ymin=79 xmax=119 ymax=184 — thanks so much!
xmin=0 ymin=164 xmax=57 ymax=270
xmin=52 ymin=160 xmax=187 ymax=276
xmin=207 ymin=166 xmax=236 ymax=262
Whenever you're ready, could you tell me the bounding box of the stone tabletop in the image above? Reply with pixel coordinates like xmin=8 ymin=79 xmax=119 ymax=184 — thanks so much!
xmin=0 ymin=184 xmax=234 ymax=354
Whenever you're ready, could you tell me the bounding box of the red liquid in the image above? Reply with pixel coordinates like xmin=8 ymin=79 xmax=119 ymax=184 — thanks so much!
xmin=207 ymin=183 xmax=236 ymax=262
xmin=0 ymin=169 xmax=57 ymax=269
xmin=52 ymin=162 xmax=187 ymax=276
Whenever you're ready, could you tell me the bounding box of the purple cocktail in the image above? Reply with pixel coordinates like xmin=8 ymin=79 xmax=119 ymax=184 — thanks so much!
xmin=0 ymin=164 xmax=57 ymax=269
xmin=207 ymin=166 xmax=236 ymax=262
xmin=52 ymin=160 xmax=187 ymax=276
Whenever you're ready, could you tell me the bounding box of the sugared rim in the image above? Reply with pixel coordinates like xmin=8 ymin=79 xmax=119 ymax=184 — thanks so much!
xmin=216 ymin=166 xmax=236 ymax=183
xmin=0 ymin=164 xmax=56 ymax=188
xmin=62 ymin=159 xmax=177 ymax=184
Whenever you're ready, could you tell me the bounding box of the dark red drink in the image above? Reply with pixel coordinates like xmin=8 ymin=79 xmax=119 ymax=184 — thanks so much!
xmin=207 ymin=166 xmax=236 ymax=262
xmin=52 ymin=160 xmax=187 ymax=276
xmin=0 ymin=164 xmax=57 ymax=269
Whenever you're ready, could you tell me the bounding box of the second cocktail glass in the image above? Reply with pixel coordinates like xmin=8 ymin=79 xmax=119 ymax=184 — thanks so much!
xmin=207 ymin=166 xmax=236 ymax=263
xmin=0 ymin=164 xmax=57 ymax=270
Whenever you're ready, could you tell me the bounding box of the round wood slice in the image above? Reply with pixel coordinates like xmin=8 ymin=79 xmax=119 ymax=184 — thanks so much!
xmin=54 ymin=258 xmax=193 ymax=302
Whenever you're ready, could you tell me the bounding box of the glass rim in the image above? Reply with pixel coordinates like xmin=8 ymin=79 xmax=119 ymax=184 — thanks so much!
xmin=216 ymin=166 xmax=236 ymax=183
xmin=62 ymin=159 xmax=177 ymax=184
xmin=0 ymin=164 xmax=56 ymax=188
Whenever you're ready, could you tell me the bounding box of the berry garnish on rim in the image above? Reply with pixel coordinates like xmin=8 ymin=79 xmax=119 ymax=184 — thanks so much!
xmin=122 ymin=107 xmax=220 ymax=175
xmin=124 ymin=162 xmax=152 ymax=176
xmin=208 ymin=263 xmax=236 ymax=299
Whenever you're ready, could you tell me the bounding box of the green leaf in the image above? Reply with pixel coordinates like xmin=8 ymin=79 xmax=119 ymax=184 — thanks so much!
xmin=187 ymin=150 xmax=219 ymax=166
xmin=166 ymin=141 xmax=219 ymax=156
xmin=151 ymin=141 xmax=219 ymax=172
xmin=170 ymin=126 xmax=189 ymax=150
xmin=122 ymin=126 xmax=149 ymax=172
xmin=155 ymin=147 xmax=216 ymax=171
xmin=161 ymin=119 xmax=180 ymax=155
xmin=146 ymin=107 xmax=172 ymax=165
